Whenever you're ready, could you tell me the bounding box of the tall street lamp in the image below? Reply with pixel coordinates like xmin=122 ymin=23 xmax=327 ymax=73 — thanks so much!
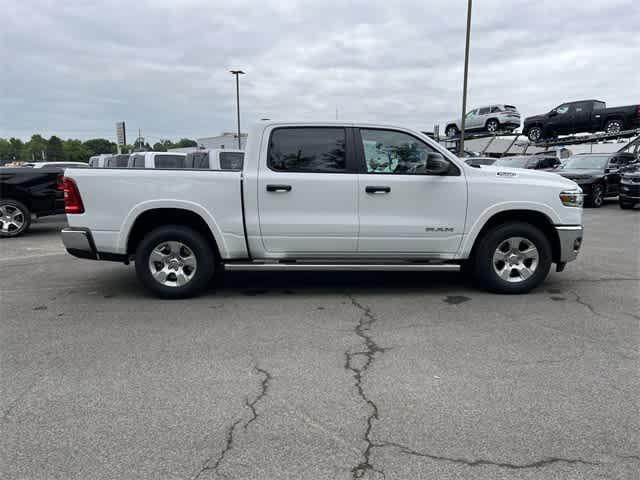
xmin=459 ymin=0 xmax=473 ymax=156
xmin=230 ymin=70 xmax=245 ymax=149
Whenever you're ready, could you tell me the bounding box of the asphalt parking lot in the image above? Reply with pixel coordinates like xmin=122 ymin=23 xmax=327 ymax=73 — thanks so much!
xmin=1 ymin=205 xmax=638 ymax=480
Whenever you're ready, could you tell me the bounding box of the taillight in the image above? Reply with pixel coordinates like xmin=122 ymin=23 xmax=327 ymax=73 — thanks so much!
xmin=61 ymin=177 xmax=84 ymax=214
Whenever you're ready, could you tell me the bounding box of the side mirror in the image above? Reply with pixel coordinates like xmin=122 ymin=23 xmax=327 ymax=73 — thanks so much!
xmin=425 ymin=153 xmax=451 ymax=175
xmin=548 ymin=111 xmax=558 ymax=117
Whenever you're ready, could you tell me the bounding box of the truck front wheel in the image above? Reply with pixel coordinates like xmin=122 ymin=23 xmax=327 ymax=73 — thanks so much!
xmin=473 ymin=223 xmax=552 ymax=294
xmin=135 ymin=225 xmax=216 ymax=298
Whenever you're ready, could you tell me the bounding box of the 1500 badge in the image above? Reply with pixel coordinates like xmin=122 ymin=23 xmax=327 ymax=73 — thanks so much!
xmin=425 ymin=227 xmax=454 ymax=232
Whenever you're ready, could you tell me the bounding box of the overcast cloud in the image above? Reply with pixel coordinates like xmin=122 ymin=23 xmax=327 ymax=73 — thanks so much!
xmin=1 ymin=0 xmax=638 ymax=141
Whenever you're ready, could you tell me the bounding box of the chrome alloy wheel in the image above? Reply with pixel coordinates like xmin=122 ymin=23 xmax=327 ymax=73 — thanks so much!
xmin=0 ymin=205 xmax=26 ymax=234
xmin=148 ymin=241 xmax=197 ymax=287
xmin=492 ymin=237 xmax=539 ymax=283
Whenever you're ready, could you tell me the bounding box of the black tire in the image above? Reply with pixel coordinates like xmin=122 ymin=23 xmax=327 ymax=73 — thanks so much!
xmin=619 ymin=201 xmax=635 ymax=210
xmin=0 ymin=199 xmax=31 ymax=238
xmin=586 ymin=183 xmax=604 ymax=208
xmin=445 ymin=125 xmax=459 ymax=138
xmin=527 ymin=126 xmax=543 ymax=142
xmin=604 ymin=119 xmax=623 ymax=135
xmin=486 ymin=119 xmax=500 ymax=133
xmin=134 ymin=225 xmax=216 ymax=298
xmin=472 ymin=222 xmax=552 ymax=294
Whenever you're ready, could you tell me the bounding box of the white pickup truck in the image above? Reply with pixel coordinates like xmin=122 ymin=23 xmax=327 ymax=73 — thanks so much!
xmin=60 ymin=121 xmax=584 ymax=298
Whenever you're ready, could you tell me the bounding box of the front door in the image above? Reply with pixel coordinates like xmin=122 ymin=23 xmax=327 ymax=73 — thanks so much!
xmin=355 ymin=128 xmax=467 ymax=256
xmin=257 ymin=126 xmax=359 ymax=255
xmin=548 ymin=103 xmax=572 ymax=135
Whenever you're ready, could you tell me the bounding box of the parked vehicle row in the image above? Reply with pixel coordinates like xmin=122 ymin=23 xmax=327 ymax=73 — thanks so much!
xmin=619 ymin=163 xmax=640 ymax=209
xmin=60 ymin=120 xmax=584 ymax=298
xmin=87 ymin=150 xmax=245 ymax=170
xmin=556 ymin=152 xmax=638 ymax=207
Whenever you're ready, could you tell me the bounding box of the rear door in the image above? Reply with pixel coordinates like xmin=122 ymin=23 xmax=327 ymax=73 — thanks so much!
xmin=257 ymin=126 xmax=359 ymax=254
xmin=355 ymin=128 xmax=467 ymax=255
xmin=572 ymin=101 xmax=593 ymax=133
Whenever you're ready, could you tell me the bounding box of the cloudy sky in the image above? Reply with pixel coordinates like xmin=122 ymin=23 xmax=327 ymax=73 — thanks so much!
xmin=2 ymin=0 xmax=638 ymax=141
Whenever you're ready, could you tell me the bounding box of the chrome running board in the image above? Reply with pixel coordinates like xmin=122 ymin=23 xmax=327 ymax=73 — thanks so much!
xmin=224 ymin=262 xmax=460 ymax=272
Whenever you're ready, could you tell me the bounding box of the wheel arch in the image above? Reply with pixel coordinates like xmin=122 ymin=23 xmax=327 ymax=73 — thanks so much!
xmin=125 ymin=207 xmax=223 ymax=260
xmin=463 ymin=209 xmax=561 ymax=264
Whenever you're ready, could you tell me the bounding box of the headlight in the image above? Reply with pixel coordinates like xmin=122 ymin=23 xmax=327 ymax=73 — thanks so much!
xmin=559 ymin=189 xmax=584 ymax=207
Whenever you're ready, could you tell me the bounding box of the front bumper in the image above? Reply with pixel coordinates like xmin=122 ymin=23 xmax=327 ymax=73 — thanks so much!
xmin=61 ymin=228 xmax=127 ymax=263
xmin=555 ymin=225 xmax=584 ymax=264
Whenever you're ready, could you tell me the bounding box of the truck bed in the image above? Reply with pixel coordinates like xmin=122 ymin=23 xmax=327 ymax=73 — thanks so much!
xmin=66 ymin=168 xmax=247 ymax=258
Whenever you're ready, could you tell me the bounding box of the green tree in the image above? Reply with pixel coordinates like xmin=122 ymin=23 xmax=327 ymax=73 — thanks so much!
xmin=0 ymin=138 xmax=25 ymax=164
xmin=83 ymin=138 xmax=117 ymax=156
xmin=23 ymin=134 xmax=48 ymax=162
xmin=63 ymin=139 xmax=91 ymax=163
xmin=47 ymin=136 xmax=65 ymax=161
xmin=174 ymin=138 xmax=197 ymax=148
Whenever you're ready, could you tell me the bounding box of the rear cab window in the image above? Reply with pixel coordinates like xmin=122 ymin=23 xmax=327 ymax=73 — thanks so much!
xmin=219 ymin=152 xmax=244 ymax=170
xmin=268 ymin=127 xmax=347 ymax=173
xmin=154 ymin=155 xmax=186 ymax=169
xmin=186 ymin=151 xmax=210 ymax=169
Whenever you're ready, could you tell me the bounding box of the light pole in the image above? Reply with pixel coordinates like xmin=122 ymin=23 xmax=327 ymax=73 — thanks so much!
xmin=459 ymin=0 xmax=472 ymax=156
xmin=230 ymin=70 xmax=245 ymax=149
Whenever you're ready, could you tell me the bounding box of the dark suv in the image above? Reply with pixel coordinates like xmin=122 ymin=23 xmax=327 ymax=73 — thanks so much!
xmin=556 ymin=153 xmax=637 ymax=207
xmin=619 ymin=162 xmax=640 ymax=209
xmin=492 ymin=154 xmax=561 ymax=171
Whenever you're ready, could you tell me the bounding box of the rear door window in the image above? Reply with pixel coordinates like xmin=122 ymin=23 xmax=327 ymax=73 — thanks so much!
xmin=268 ymin=127 xmax=347 ymax=172
xmin=490 ymin=106 xmax=501 ymax=113
xmin=154 ymin=155 xmax=186 ymax=169
xmin=478 ymin=107 xmax=490 ymax=115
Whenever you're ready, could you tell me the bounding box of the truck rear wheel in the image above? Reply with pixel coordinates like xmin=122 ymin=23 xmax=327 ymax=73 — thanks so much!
xmin=0 ymin=199 xmax=31 ymax=238
xmin=135 ymin=225 xmax=215 ymax=298
xmin=473 ymin=222 xmax=552 ymax=294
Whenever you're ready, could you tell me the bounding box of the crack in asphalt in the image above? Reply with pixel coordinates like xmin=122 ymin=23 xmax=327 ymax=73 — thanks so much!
xmin=345 ymin=295 xmax=387 ymax=479
xmin=374 ymin=441 xmax=599 ymax=470
xmin=244 ymin=366 xmax=272 ymax=432
xmin=191 ymin=364 xmax=272 ymax=480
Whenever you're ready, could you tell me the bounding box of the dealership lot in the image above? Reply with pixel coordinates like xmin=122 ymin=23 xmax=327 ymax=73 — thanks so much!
xmin=1 ymin=206 xmax=638 ymax=479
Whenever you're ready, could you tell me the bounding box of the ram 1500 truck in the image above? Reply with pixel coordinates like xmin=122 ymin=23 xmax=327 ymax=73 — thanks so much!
xmin=60 ymin=121 xmax=585 ymax=298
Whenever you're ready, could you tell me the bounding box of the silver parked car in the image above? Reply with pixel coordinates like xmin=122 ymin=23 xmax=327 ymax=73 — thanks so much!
xmin=444 ymin=104 xmax=521 ymax=138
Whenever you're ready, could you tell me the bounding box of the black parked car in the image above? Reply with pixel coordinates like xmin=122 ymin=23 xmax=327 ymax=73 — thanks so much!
xmin=555 ymin=153 xmax=637 ymax=207
xmin=523 ymin=100 xmax=640 ymax=142
xmin=619 ymin=162 xmax=640 ymax=209
xmin=492 ymin=155 xmax=561 ymax=171
xmin=0 ymin=168 xmax=64 ymax=237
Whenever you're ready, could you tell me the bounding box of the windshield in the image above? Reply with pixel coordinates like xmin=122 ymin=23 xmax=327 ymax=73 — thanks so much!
xmin=563 ymin=155 xmax=609 ymax=170
xmin=494 ymin=156 xmax=531 ymax=168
